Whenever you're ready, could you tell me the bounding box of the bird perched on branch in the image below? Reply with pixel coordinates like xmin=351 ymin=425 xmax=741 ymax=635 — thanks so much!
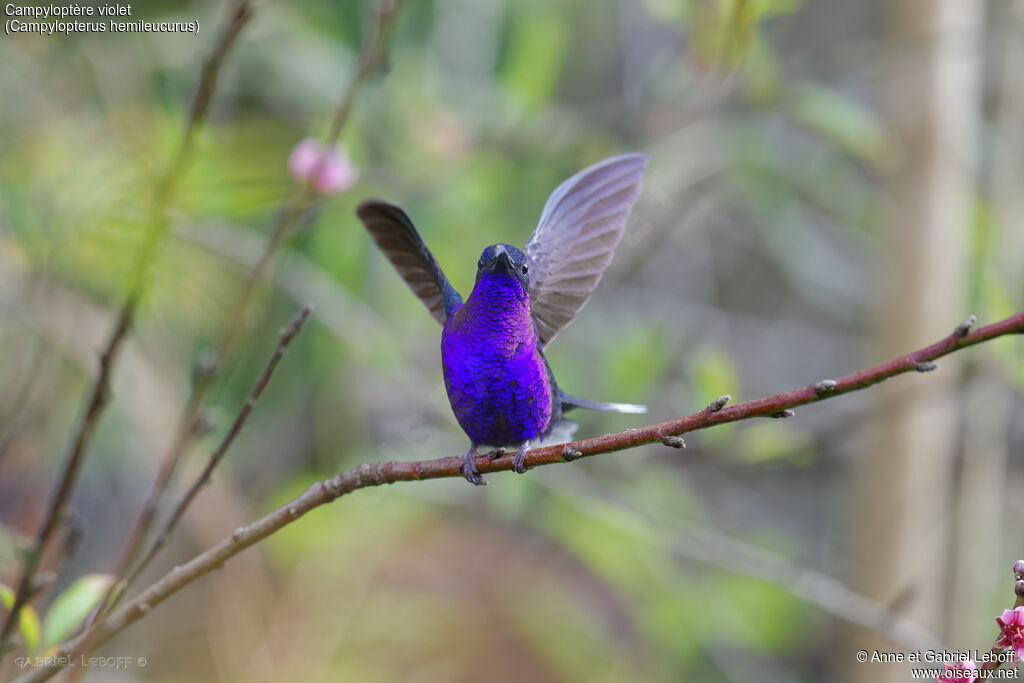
xmin=357 ymin=154 xmax=649 ymax=485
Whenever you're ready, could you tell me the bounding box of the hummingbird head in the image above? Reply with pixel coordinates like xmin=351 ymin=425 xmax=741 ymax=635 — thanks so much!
xmin=475 ymin=243 xmax=530 ymax=290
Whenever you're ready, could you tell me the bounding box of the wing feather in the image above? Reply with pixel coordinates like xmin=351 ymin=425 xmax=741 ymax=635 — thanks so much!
xmin=356 ymin=200 xmax=461 ymax=325
xmin=525 ymin=154 xmax=648 ymax=347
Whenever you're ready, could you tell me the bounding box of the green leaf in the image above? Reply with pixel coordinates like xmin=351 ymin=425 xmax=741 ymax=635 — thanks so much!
xmin=42 ymin=574 xmax=115 ymax=650
xmin=19 ymin=606 xmax=40 ymax=655
xmin=0 ymin=583 xmax=42 ymax=654
xmin=0 ymin=583 xmax=12 ymax=610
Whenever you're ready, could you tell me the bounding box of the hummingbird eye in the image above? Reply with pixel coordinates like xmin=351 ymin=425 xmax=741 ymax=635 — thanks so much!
xmin=521 ymin=263 xmax=528 ymax=274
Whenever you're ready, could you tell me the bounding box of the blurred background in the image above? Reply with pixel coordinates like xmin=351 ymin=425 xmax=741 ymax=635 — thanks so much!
xmin=1 ymin=0 xmax=1022 ymax=681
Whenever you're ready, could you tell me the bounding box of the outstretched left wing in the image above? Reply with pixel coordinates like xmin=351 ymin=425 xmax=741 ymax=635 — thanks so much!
xmin=524 ymin=154 xmax=648 ymax=348
xmin=356 ymin=200 xmax=463 ymax=325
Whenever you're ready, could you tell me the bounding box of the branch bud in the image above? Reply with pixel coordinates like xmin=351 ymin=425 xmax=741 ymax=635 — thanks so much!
xmin=707 ymin=395 xmax=731 ymax=413
xmin=814 ymin=380 xmax=837 ymax=396
xmin=954 ymin=314 xmax=977 ymax=338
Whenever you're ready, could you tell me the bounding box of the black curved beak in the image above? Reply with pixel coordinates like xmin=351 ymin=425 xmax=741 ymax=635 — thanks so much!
xmin=489 ymin=245 xmax=515 ymax=275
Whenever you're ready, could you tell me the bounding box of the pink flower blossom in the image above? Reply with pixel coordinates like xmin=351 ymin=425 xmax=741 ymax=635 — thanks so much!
xmin=289 ymin=139 xmax=322 ymax=181
xmin=288 ymin=138 xmax=359 ymax=195
xmin=312 ymin=146 xmax=359 ymax=194
xmin=936 ymin=660 xmax=977 ymax=683
xmin=996 ymin=606 xmax=1024 ymax=659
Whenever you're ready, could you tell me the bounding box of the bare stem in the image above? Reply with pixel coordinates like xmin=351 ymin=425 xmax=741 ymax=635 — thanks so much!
xmin=68 ymin=306 xmax=312 ymax=667
xmin=15 ymin=310 xmax=1024 ymax=682
xmin=130 ymin=306 xmax=311 ymax=582
xmin=0 ymin=1 xmax=252 ymax=656
xmin=212 ymin=0 xmax=402 ymax=365
xmin=71 ymin=3 xmax=405 ymax=652
xmin=99 ymin=0 xmax=404 ymax=612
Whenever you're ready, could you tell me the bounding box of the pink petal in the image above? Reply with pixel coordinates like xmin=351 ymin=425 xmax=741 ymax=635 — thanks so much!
xmin=937 ymin=660 xmax=978 ymax=683
xmin=313 ymin=146 xmax=359 ymax=195
xmin=289 ymin=139 xmax=323 ymax=182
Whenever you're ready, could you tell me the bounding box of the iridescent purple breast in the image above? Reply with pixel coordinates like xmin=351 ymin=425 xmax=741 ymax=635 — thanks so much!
xmin=441 ymin=275 xmax=554 ymax=447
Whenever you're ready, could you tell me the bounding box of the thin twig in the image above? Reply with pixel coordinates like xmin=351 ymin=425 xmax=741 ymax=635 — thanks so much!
xmin=0 ymin=306 xmax=129 ymax=659
xmin=69 ymin=306 xmax=312 ymax=665
xmin=0 ymin=0 xmax=253 ymax=658
xmin=69 ymin=4 xmax=403 ymax=658
xmin=130 ymin=306 xmax=312 ymax=580
xmin=98 ymin=2 xmax=404 ymax=616
xmin=17 ymin=310 xmax=1024 ymax=682
xmin=209 ymin=0 xmax=401 ymax=368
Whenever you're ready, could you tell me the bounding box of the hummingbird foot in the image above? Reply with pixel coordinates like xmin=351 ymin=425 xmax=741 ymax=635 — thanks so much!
xmin=462 ymin=446 xmax=486 ymax=486
xmin=512 ymin=442 xmax=529 ymax=474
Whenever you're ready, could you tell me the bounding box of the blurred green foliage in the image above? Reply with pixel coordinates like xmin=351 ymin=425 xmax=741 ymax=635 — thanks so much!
xmin=0 ymin=583 xmax=41 ymax=655
xmin=40 ymin=574 xmax=114 ymax=651
xmin=0 ymin=0 xmax=1019 ymax=681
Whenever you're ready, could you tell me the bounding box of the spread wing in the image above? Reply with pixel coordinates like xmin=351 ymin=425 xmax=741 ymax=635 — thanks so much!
xmin=524 ymin=153 xmax=648 ymax=348
xmin=356 ymin=200 xmax=462 ymax=325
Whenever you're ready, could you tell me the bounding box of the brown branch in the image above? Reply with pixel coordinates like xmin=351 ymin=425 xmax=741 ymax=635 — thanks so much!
xmin=15 ymin=310 xmax=1024 ymax=682
xmin=180 ymin=0 xmax=252 ymax=162
xmin=68 ymin=306 xmax=312 ymax=667
xmin=128 ymin=306 xmax=312 ymax=582
xmin=209 ymin=0 xmax=401 ymax=365
xmin=0 ymin=3 xmax=252 ymax=657
xmin=93 ymin=3 xmax=406 ymax=621
xmin=0 ymin=305 xmax=129 ymax=659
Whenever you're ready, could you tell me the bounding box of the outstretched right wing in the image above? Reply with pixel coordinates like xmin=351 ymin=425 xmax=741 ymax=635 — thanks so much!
xmin=356 ymin=200 xmax=463 ymax=325
xmin=524 ymin=154 xmax=648 ymax=348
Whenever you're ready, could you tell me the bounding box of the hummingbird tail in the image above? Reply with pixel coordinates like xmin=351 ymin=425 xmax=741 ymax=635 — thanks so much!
xmin=535 ymin=419 xmax=580 ymax=446
xmin=559 ymin=391 xmax=647 ymax=415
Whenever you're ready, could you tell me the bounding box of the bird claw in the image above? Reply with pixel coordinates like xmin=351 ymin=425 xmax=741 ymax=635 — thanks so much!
xmin=512 ymin=443 xmax=529 ymax=474
xmin=462 ymin=448 xmax=486 ymax=486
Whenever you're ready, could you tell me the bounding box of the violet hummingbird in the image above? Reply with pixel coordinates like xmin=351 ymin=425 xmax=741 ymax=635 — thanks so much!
xmin=357 ymin=154 xmax=648 ymax=485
